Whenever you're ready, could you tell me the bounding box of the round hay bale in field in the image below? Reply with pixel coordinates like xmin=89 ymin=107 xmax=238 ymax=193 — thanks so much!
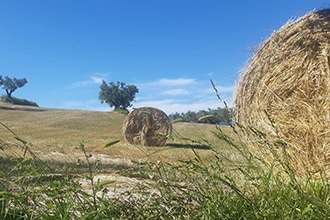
xmin=235 ymin=9 xmax=330 ymax=173
xmin=123 ymin=107 xmax=172 ymax=146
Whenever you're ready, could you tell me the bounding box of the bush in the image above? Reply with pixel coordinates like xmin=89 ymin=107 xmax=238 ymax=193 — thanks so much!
xmin=113 ymin=107 xmax=129 ymax=115
xmin=1 ymin=95 xmax=38 ymax=107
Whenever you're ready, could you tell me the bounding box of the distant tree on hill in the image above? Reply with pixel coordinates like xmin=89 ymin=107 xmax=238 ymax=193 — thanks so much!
xmin=0 ymin=75 xmax=28 ymax=98
xmin=98 ymin=80 xmax=139 ymax=110
xmin=169 ymin=107 xmax=234 ymax=125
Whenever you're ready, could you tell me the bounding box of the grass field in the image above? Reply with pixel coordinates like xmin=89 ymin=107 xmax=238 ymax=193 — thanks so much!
xmin=1 ymin=102 xmax=330 ymax=219
xmin=0 ymin=101 xmax=233 ymax=165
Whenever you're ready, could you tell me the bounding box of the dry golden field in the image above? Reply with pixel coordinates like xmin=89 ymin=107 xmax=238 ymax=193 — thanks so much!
xmin=0 ymin=102 xmax=234 ymax=166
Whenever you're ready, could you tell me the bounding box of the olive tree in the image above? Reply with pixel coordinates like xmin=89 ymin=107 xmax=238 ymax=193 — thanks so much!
xmin=0 ymin=75 xmax=28 ymax=98
xmin=98 ymin=80 xmax=139 ymax=110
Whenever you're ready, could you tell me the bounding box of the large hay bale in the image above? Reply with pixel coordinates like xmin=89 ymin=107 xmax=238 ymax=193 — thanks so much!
xmin=123 ymin=107 xmax=172 ymax=146
xmin=235 ymin=9 xmax=330 ymax=173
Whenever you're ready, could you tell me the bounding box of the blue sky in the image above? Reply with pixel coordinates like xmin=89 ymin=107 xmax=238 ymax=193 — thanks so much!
xmin=0 ymin=1 xmax=329 ymax=114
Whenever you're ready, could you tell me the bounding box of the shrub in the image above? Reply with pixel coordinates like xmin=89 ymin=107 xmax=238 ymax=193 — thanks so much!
xmin=1 ymin=95 xmax=38 ymax=107
xmin=113 ymin=107 xmax=129 ymax=115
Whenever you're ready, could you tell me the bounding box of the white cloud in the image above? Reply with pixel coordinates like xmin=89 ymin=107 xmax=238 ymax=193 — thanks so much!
xmin=132 ymin=97 xmax=231 ymax=115
xmin=61 ymin=99 xmax=111 ymax=111
xmin=62 ymin=99 xmax=98 ymax=108
xmin=91 ymin=76 xmax=104 ymax=84
xmin=71 ymin=80 xmax=91 ymax=87
xmin=153 ymin=78 xmax=196 ymax=86
xmin=202 ymin=85 xmax=235 ymax=94
xmin=132 ymin=78 xmax=235 ymax=114
xmin=70 ymin=73 xmax=108 ymax=88
xmin=60 ymin=76 xmax=235 ymax=114
xmin=161 ymin=89 xmax=189 ymax=96
xmin=218 ymin=85 xmax=235 ymax=93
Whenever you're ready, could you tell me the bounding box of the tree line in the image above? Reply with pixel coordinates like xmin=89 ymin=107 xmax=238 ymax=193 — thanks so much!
xmin=169 ymin=107 xmax=234 ymax=125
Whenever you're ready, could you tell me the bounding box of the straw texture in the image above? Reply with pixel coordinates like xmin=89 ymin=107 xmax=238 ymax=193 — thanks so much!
xmin=235 ymin=9 xmax=330 ymax=173
xmin=123 ymin=107 xmax=172 ymax=146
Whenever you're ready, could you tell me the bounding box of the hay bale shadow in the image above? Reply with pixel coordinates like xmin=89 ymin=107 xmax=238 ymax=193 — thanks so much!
xmin=166 ymin=143 xmax=211 ymax=150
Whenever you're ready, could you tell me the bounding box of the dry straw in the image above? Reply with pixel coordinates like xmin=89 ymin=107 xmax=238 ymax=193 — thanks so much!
xmin=235 ymin=9 xmax=330 ymax=174
xmin=123 ymin=107 xmax=172 ymax=146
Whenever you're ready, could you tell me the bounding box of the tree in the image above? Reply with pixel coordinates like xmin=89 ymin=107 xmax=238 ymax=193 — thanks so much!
xmin=98 ymin=80 xmax=139 ymax=110
xmin=168 ymin=107 xmax=234 ymax=124
xmin=0 ymin=76 xmax=28 ymax=98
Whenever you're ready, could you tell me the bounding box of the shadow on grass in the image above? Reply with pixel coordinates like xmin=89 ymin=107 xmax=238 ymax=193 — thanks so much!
xmin=0 ymin=155 xmax=136 ymax=177
xmin=166 ymin=143 xmax=211 ymax=150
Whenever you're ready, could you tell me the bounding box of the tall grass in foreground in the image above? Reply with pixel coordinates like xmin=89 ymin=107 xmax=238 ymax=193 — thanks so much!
xmin=117 ymin=123 xmax=330 ymax=219
xmin=1 ymin=118 xmax=330 ymax=219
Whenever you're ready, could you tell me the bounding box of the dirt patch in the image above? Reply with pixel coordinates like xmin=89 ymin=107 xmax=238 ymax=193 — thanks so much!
xmin=25 ymin=150 xmax=147 ymax=198
xmin=79 ymin=173 xmax=145 ymax=199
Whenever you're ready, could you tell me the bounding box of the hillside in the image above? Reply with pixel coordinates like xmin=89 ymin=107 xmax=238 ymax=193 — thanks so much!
xmin=0 ymin=102 xmax=232 ymax=164
xmin=0 ymin=102 xmax=124 ymax=147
